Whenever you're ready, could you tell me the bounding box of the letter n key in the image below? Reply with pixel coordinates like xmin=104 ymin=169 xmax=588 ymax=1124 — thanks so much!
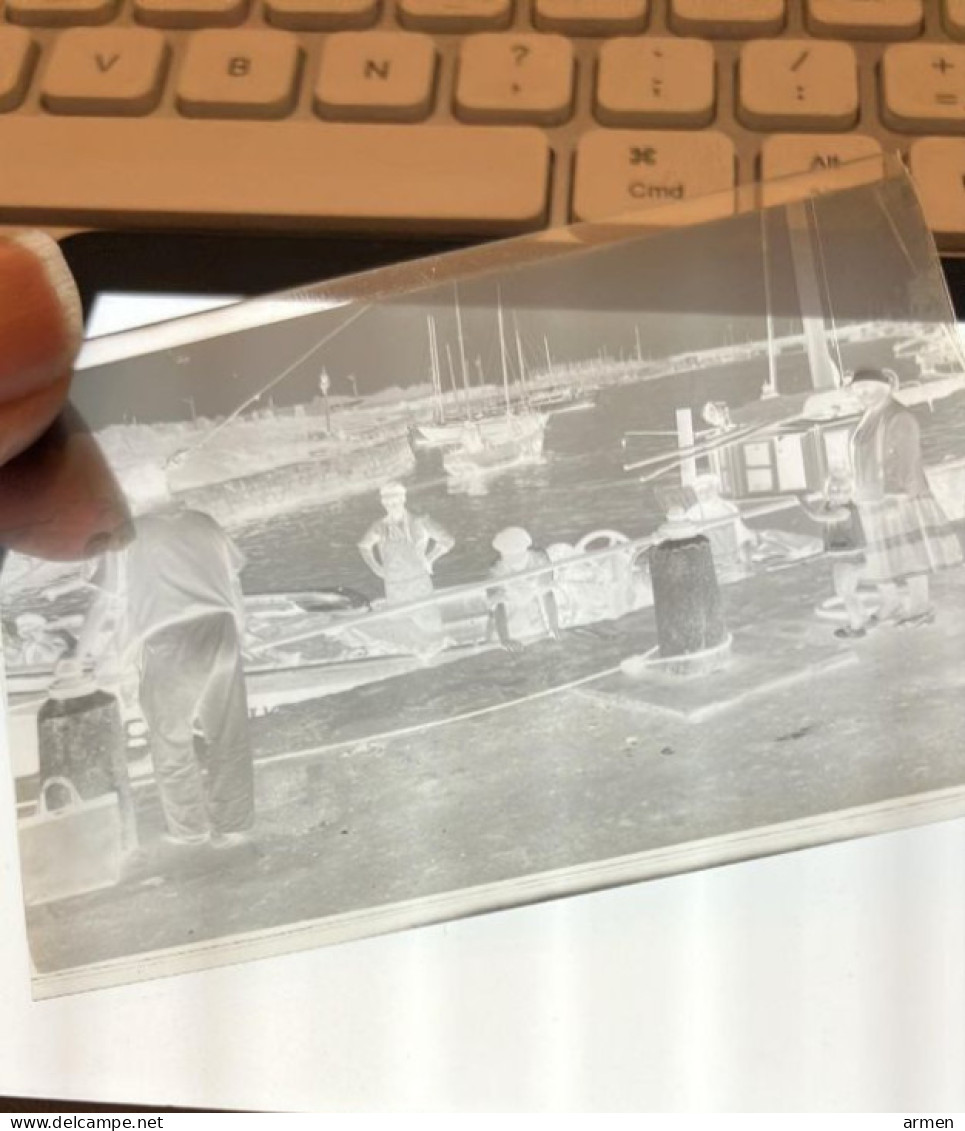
xmin=315 ymin=31 xmax=437 ymax=121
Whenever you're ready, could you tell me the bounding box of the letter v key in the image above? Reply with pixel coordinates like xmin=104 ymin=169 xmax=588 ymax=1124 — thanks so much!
xmin=95 ymin=53 xmax=120 ymax=72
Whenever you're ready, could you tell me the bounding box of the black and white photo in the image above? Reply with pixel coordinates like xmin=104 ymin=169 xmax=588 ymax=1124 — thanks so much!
xmin=5 ymin=167 xmax=965 ymax=998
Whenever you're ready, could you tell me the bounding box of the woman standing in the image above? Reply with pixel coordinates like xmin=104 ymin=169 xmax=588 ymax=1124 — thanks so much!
xmin=849 ymin=367 xmax=962 ymax=626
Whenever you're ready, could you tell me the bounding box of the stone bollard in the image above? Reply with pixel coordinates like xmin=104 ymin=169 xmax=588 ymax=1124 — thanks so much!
xmin=647 ymin=511 xmax=730 ymax=678
xmin=37 ymin=663 xmax=139 ymax=851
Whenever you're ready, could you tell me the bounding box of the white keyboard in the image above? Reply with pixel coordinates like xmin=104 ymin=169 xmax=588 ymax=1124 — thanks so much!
xmin=4 ymin=0 xmax=965 ymax=245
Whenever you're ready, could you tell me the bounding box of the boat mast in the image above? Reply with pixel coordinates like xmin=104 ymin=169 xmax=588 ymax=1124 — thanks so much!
xmin=454 ymin=284 xmax=473 ymax=418
xmin=497 ymin=290 xmax=512 ymax=418
xmin=427 ymin=315 xmax=443 ymax=422
xmin=445 ymin=343 xmax=465 ymax=415
xmin=514 ymin=314 xmax=531 ymax=410
xmin=787 ymin=199 xmax=841 ymax=391
xmin=761 ymin=207 xmax=778 ymax=399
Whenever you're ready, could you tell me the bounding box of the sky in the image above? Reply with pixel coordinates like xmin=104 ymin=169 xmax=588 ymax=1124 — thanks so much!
xmin=68 ymin=175 xmax=945 ymax=430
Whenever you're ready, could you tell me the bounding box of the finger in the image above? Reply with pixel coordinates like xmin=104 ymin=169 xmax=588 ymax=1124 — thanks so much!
xmin=0 ymin=405 xmax=131 ymax=563
xmin=0 ymin=372 xmax=72 ymax=467
xmin=0 ymin=232 xmax=83 ymax=404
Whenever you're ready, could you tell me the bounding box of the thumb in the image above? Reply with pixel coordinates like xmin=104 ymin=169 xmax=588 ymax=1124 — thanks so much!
xmin=0 ymin=232 xmax=83 ymax=464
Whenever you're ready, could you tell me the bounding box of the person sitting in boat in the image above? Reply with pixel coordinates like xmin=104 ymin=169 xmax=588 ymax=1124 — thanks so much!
xmin=487 ymin=526 xmax=561 ymax=653
xmin=847 ymin=366 xmax=963 ymax=627
xmin=358 ymin=482 xmax=454 ymax=652
xmin=685 ymin=474 xmax=756 ymax=580
xmin=701 ymin=401 xmax=735 ymax=434
xmin=799 ymin=469 xmax=867 ymax=638
xmin=686 ymin=474 xmax=821 ymax=577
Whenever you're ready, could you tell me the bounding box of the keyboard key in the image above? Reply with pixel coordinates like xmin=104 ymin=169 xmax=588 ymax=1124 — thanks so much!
xmin=946 ymin=0 xmax=965 ymax=39
xmin=5 ymin=0 xmax=119 ymax=27
xmin=177 ymin=29 xmax=301 ymax=118
xmin=881 ymin=44 xmax=965 ymax=133
xmin=455 ymin=33 xmax=574 ymax=125
xmin=669 ymin=0 xmax=784 ymax=38
xmin=806 ymin=0 xmax=923 ymax=40
xmin=0 ymin=27 xmax=36 ymax=111
xmin=134 ymin=0 xmax=249 ymax=28
xmin=596 ymin=36 xmax=715 ymax=128
xmin=0 ymin=118 xmax=550 ymax=232
xmin=533 ymin=0 xmax=648 ymax=35
xmin=315 ymin=31 xmax=436 ymax=121
xmin=909 ymin=138 xmax=965 ymax=242
xmin=760 ymin=133 xmax=883 ymax=206
xmin=42 ymin=28 xmax=168 ymax=114
xmin=738 ymin=39 xmax=858 ymax=130
xmin=265 ymin=0 xmax=378 ymax=29
xmin=398 ymin=0 xmax=511 ymax=32
xmin=572 ymin=129 xmax=735 ymax=224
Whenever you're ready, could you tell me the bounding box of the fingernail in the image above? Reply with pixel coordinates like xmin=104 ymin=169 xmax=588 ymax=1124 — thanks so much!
xmin=10 ymin=231 xmax=84 ymax=357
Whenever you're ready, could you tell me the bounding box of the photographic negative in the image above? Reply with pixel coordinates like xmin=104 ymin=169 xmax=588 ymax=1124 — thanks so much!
xmin=5 ymin=166 xmax=965 ymax=997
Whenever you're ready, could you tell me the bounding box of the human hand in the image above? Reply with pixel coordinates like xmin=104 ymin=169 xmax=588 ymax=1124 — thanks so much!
xmin=0 ymin=232 xmax=131 ymax=561
xmin=0 ymin=233 xmax=82 ymax=463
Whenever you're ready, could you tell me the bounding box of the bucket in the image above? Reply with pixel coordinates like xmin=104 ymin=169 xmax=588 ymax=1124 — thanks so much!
xmin=18 ymin=776 xmax=123 ymax=906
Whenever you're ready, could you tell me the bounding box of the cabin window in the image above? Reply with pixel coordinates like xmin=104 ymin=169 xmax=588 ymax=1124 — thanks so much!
xmin=743 ymin=442 xmax=775 ymax=494
xmin=773 ymin=436 xmax=808 ymax=492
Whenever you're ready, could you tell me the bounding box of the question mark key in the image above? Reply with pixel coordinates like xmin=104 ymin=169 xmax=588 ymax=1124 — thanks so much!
xmin=456 ymin=33 xmax=575 ymax=124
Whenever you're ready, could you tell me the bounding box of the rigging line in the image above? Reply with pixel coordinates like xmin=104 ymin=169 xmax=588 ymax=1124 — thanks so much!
xmin=174 ymin=303 xmax=372 ymax=461
xmin=807 ymin=196 xmax=846 ymax=381
xmin=942 ymin=321 xmax=965 ymax=373
xmin=761 ymin=205 xmax=777 ymax=396
xmin=255 ymin=663 xmax=627 ymax=770
xmin=870 ymin=176 xmax=917 ymax=276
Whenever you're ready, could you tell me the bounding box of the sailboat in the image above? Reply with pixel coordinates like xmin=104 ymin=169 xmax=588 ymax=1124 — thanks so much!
xmin=412 ymin=314 xmax=468 ymax=449
xmin=441 ymin=292 xmax=547 ymax=486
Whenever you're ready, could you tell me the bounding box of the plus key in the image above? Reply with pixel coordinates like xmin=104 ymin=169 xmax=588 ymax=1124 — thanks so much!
xmin=883 ymin=44 xmax=965 ymax=131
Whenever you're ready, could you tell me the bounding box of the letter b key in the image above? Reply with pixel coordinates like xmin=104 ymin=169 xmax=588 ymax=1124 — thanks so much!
xmin=177 ymin=29 xmax=301 ymax=118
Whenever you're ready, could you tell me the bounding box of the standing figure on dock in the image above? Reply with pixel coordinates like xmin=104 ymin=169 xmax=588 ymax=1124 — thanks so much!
xmin=358 ymin=482 xmax=454 ymax=651
xmin=849 ymin=367 xmax=962 ymax=627
xmin=76 ymin=466 xmax=255 ymax=854
xmin=487 ymin=526 xmax=561 ymax=653
xmin=800 ymin=470 xmax=867 ymax=638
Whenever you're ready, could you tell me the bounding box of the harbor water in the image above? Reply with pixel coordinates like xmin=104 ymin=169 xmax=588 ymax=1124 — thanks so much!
xmin=236 ymin=342 xmax=931 ymax=599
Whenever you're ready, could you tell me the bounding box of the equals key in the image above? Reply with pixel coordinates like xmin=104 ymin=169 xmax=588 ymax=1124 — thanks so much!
xmin=883 ymin=44 xmax=965 ymax=132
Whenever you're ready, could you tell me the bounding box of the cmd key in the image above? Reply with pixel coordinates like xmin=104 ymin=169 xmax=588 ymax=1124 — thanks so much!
xmin=0 ymin=118 xmax=551 ymax=233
